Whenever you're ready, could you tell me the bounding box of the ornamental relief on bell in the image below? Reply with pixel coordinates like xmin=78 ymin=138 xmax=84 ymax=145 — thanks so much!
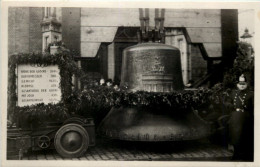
xmin=135 ymin=54 xmax=167 ymax=74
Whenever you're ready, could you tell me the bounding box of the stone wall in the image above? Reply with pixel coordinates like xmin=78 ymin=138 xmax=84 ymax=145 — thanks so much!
xmin=62 ymin=8 xmax=81 ymax=54
xmin=8 ymin=7 xmax=30 ymax=55
xmin=8 ymin=7 xmax=43 ymax=55
xmin=29 ymin=8 xmax=43 ymax=52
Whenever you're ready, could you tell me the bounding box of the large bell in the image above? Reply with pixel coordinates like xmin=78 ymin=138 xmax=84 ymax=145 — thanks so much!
xmin=98 ymin=43 xmax=211 ymax=141
xmin=121 ymin=43 xmax=184 ymax=92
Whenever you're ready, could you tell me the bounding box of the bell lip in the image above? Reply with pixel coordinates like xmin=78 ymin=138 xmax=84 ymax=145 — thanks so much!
xmin=124 ymin=42 xmax=180 ymax=52
xmin=97 ymin=106 xmax=212 ymax=141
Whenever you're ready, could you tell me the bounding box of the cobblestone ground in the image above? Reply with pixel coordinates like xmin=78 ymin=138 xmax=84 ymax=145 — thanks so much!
xmin=14 ymin=137 xmax=233 ymax=161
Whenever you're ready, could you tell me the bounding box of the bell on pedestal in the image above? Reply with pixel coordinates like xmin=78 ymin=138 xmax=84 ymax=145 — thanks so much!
xmin=98 ymin=43 xmax=211 ymax=141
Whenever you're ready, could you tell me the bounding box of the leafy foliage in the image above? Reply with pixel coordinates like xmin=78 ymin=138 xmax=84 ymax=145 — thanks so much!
xmin=65 ymin=84 xmax=213 ymax=125
xmin=223 ymin=41 xmax=254 ymax=89
xmin=15 ymin=103 xmax=69 ymax=128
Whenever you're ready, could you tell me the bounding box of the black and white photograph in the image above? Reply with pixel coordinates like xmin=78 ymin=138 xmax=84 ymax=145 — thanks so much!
xmin=1 ymin=1 xmax=259 ymax=167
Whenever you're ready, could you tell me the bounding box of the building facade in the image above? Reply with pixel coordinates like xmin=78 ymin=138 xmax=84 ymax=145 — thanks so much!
xmin=8 ymin=7 xmax=238 ymax=86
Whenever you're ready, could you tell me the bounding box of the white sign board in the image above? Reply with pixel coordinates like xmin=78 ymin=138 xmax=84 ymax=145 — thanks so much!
xmin=17 ymin=65 xmax=61 ymax=107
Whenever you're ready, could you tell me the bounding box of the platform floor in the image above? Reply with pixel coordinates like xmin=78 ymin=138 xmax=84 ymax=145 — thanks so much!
xmin=8 ymin=137 xmax=234 ymax=161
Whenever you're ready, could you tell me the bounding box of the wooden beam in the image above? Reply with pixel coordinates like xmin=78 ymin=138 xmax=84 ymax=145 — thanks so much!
xmin=81 ymin=27 xmax=118 ymax=42
xmin=81 ymin=42 xmax=101 ymax=57
xmin=81 ymin=8 xmax=221 ymax=28
xmin=186 ymin=28 xmax=221 ymax=43
xmin=81 ymin=8 xmax=140 ymax=27
xmin=164 ymin=9 xmax=221 ymax=28
xmin=204 ymin=43 xmax=222 ymax=58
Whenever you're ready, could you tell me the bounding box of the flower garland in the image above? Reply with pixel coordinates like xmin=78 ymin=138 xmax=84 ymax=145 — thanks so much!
xmin=15 ymin=103 xmax=69 ymax=128
xmin=68 ymin=84 xmax=215 ymax=125
xmin=8 ymin=50 xmax=81 ymax=126
xmin=79 ymin=87 xmax=211 ymax=109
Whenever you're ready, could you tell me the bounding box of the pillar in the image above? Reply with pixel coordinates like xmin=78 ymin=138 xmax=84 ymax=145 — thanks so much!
xmin=41 ymin=7 xmax=62 ymax=52
xmin=108 ymin=43 xmax=115 ymax=80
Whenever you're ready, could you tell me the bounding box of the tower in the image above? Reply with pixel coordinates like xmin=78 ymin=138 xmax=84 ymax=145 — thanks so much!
xmin=41 ymin=7 xmax=62 ymax=52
